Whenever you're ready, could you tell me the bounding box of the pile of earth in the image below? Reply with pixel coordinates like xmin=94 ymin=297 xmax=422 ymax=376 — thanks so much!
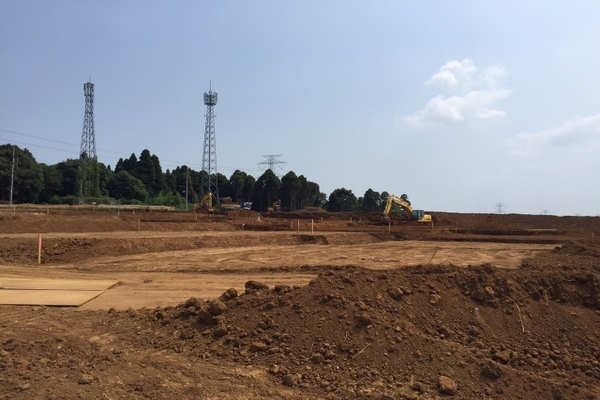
xmin=2 ymin=257 xmax=600 ymax=399
xmin=18 ymin=263 xmax=593 ymax=399
xmin=149 ymin=263 xmax=600 ymax=399
xmin=0 ymin=265 xmax=600 ymax=399
xmin=525 ymin=240 xmax=600 ymax=269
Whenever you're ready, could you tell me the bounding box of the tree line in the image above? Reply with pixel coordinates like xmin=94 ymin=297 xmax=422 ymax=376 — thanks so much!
xmin=0 ymin=144 xmax=400 ymax=212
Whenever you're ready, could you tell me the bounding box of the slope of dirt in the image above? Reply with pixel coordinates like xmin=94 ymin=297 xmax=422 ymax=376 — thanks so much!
xmin=4 ymin=208 xmax=596 ymax=266
xmin=2 ymin=263 xmax=600 ymax=399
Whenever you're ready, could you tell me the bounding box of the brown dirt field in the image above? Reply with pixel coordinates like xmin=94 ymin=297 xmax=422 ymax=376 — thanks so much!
xmin=1 ymin=209 xmax=600 ymax=399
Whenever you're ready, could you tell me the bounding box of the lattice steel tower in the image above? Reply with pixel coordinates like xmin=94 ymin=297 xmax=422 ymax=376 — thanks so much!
xmin=258 ymin=155 xmax=287 ymax=174
xmin=78 ymin=80 xmax=98 ymax=203
xmin=201 ymin=83 xmax=219 ymax=201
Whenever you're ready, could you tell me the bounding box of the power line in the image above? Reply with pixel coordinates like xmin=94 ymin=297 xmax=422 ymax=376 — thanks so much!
xmin=1 ymin=127 xmax=128 ymax=156
xmin=0 ymin=129 xmax=201 ymax=167
xmin=1 ymin=128 xmax=263 ymax=174
xmin=0 ymin=136 xmax=79 ymax=155
xmin=0 ymin=128 xmax=80 ymax=147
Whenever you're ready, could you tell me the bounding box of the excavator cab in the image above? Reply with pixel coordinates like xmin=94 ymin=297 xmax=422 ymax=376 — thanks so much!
xmin=413 ymin=210 xmax=432 ymax=223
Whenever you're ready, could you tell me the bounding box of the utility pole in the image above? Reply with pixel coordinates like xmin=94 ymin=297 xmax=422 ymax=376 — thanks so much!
xmin=185 ymin=169 xmax=189 ymax=211
xmin=542 ymin=209 xmax=550 ymax=215
xmin=9 ymin=146 xmax=15 ymax=205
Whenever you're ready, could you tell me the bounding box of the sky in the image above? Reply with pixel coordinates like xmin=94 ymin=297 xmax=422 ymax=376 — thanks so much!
xmin=1 ymin=1 xmax=599 ymax=216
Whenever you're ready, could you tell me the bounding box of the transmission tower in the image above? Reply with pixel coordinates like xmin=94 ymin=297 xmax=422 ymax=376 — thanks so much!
xmin=258 ymin=155 xmax=287 ymax=174
xmin=78 ymin=80 xmax=98 ymax=203
xmin=495 ymin=203 xmax=505 ymax=214
xmin=201 ymin=83 xmax=219 ymax=201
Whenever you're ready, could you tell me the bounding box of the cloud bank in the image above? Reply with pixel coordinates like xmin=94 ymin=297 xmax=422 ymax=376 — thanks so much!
xmin=506 ymin=113 xmax=600 ymax=156
xmin=404 ymin=58 xmax=513 ymax=128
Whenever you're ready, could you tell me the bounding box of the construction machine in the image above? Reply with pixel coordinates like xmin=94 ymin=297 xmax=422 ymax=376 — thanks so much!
xmin=383 ymin=194 xmax=433 ymax=223
xmin=195 ymin=193 xmax=214 ymax=212
xmin=267 ymin=200 xmax=281 ymax=212
xmin=221 ymin=200 xmax=253 ymax=211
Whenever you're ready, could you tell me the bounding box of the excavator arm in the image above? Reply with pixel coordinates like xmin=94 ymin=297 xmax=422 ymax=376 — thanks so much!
xmin=268 ymin=200 xmax=281 ymax=212
xmin=383 ymin=194 xmax=413 ymax=219
xmin=197 ymin=193 xmax=213 ymax=211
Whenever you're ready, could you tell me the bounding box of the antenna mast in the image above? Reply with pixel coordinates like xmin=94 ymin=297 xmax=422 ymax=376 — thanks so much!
xmin=201 ymin=82 xmax=219 ymax=201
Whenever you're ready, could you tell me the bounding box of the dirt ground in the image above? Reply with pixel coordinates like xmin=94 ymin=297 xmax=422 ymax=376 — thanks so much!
xmin=1 ymin=209 xmax=600 ymax=399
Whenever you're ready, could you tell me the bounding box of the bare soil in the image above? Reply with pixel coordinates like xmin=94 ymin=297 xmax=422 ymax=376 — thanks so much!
xmin=1 ymin=208 xmax=600 ymax=399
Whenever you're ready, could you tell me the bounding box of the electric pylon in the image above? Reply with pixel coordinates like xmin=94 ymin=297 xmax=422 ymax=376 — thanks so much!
xmin=258 ymin=155 xmax=287 ymax=175
xmin=78 ymin=80 xmax=98 ymax=203
xmin=201 ymin=83 xmax=219 ymax=201
xmin=495 ymin=203 xmax=505 ymax=214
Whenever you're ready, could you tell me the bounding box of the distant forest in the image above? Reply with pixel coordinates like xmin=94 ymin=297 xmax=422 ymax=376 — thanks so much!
xmin=0 ymin=144 xmax=396 ymax=212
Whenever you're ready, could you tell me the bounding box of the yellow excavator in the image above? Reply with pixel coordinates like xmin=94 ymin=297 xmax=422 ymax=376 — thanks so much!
xmin=383 ymin=194 xmax=433 ymax=223
xmin=267 ymin=200 xmax=281 ymax=212
xmin=194 ymin=193 xmax=214 ymax=212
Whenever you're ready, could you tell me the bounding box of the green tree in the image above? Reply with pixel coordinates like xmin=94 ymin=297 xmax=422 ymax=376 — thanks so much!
xmin=39 ymin=163 xmax=63 ymax=203
xmin=327 ymin=188 xmax=357 ymax=212
xmin=106 ymin=170 xmax=149 ymax=202
xmin=281 ymin=171 xmax=301 ymax=211
xmin=151 ymin=189 xmax=184 ymax=208
xmin=361 ymin=188 xmax=381 ymax=211
xmin=296 ymin=175 xmax=323 ymax=209
xmin=136 ymin=149 xmax=157 ymax=195
xmin=186 ymin=169 xmax=201 ymax=203
xmin=172 ymin=166 xmax=200 ymax=204
xmin=97 ymin=162 xmax=112 ymax=197
xmin=150 ymin=154 xmax=165 ymax=195
xmin=115 ymin=153 xmax=137 ymax=175
xmin=253 ymin=169 xmax=281 ymax=211
xmin=164 ymin=169 xmax=176 ymax=193
xmin=228 ymin=170 xmax=247 ymax=202
xmin=380 ymin=191 xmax=390 ymax=211
xmin=0 ymin=145 xmax=44 ymax=203
xmin=216 ymin=173 xmax=230 ymax=200
xmin=241 ymin=174 xmax=255 ymax=204
xmin=54 ymin=159 xmax=80 ymax=197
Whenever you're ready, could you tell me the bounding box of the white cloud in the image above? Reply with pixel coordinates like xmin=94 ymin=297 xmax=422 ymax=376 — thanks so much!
xmin=425 ymin=58 xmax=477 ymax=88
xmin=404 ymin=89 xmax=513 ymax=128
xmin=506 ymin=113 xmax=600 ymax=156
xmin=404 ymin=59 xmax=512 ymax=128
xmin=482 ymin=66 xmax=508 ymax=89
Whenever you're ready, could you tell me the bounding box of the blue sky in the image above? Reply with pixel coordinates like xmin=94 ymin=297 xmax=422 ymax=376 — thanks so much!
xmin=1 ymin=1 xmax=599 ymax=215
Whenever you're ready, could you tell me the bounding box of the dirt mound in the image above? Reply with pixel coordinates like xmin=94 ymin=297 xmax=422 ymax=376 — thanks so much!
xmin=554 ymin=241 xmax=600 ymax=257
xmin=131 ymin=264 xmax=600 ymax=399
